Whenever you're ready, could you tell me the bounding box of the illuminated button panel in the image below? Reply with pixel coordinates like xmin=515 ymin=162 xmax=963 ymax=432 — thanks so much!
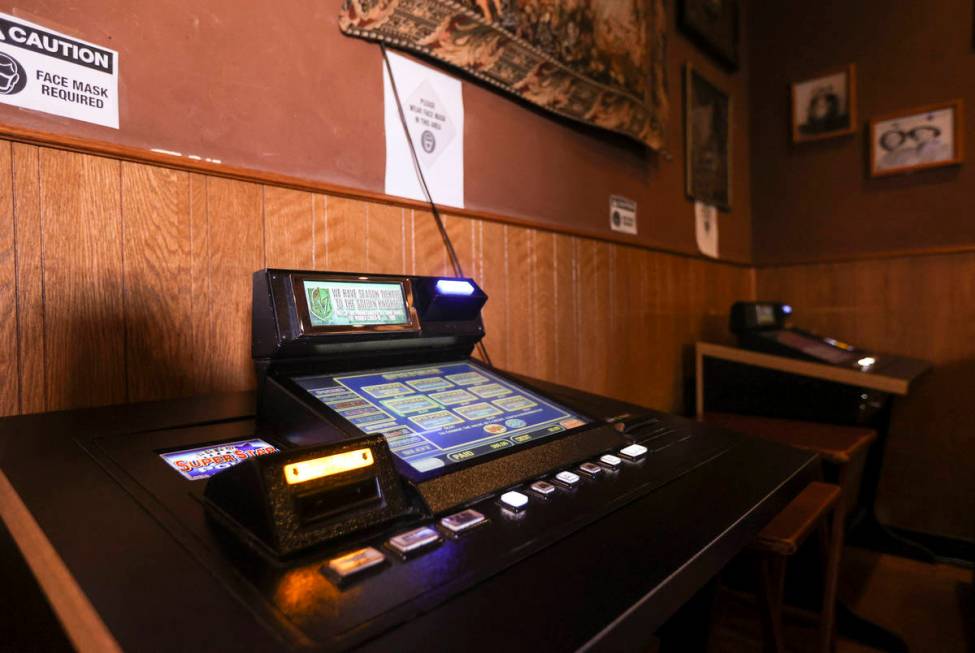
xmin=321 ymin=442 xmax=665 ymax=587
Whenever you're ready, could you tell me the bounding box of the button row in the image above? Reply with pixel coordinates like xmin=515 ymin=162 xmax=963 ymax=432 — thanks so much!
xmin=324 ymin=443 xmax=650 ymax=582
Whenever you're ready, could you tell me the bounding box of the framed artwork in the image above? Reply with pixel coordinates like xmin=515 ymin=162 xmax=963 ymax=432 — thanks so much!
xmin=685 ymin=64 xmax=732 ymax=210
xmin=791 ymin=64 xmax=857 ymax=143
xmin=869 ymin=100 xmax=964 ymax=177
xmin=678 ymin=0 xmax=739 ymax=70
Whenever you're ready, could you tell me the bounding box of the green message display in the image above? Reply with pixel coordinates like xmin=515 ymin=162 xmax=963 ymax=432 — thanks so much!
xmin=304 ymin=280 xmax=409 ymax=327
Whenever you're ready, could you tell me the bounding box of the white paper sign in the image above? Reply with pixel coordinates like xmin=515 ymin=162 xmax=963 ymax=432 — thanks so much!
xmin=384 ymin=51 xmax=464 ymax=208
xmin=695 ymin=201 xmax=718 ymax=258
xmin=0 ymin=13 xmax=118 ymax=128
xmin=609 ymin=195 xmax=637 ymax=234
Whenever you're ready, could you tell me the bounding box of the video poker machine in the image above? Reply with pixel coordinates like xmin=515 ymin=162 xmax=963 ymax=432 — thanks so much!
xmin=0 ymin=272 xmax=817 ymax=652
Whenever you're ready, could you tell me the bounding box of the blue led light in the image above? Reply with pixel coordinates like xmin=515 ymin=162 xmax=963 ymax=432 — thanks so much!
xmin=782 ymin=304 xmax=793 ymax=314
xmin=436 ymin=279 xmax=475 ymax=296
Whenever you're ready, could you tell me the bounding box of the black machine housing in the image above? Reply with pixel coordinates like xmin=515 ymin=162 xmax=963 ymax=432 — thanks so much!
xmin=207 ymin=269 xmax=626 ymax=558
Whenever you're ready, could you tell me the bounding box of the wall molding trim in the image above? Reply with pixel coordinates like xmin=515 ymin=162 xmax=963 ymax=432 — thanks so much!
xmin=0 ymin=122 xmax=752 ymax=267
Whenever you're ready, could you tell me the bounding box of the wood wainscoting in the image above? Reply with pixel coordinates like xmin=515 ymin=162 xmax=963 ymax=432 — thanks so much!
xmin=757 ymin=255 xmax=975 ymax=543
xmin=0 ymin=139 xmax=754 ymax=420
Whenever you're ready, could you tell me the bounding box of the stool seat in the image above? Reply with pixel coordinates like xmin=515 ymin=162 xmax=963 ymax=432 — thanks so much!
xmin=702 ymin=412 xmax=875 ymax=464
xmin=751 ymin=482 xmax=841 ymax=556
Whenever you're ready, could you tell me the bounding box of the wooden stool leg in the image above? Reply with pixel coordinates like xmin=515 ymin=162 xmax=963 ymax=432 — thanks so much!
xmin=756 ymin=555 xmax=787 ymax=653
xmin=819 ymin=500 xmax=845 ymax=653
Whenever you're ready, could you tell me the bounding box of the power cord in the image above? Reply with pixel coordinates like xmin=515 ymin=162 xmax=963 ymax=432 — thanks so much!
xmin=380 ymin=44 xmax=493 ymax=367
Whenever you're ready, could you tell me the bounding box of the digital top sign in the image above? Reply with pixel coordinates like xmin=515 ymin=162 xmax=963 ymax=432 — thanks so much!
xmin=302 ymin=280 xmax=409 ymax=327
xmin=294 ymin=362 xmax=591 ymax=474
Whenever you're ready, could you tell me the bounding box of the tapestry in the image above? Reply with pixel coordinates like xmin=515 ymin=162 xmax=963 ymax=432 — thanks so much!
xmin=339 ymin=0 xmax=668 ymax=150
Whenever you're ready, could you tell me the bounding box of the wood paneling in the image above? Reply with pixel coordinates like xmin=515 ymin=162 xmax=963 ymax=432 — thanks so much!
xmin=757 ymin=256 xmax=975 ymax=542
xmin=39 ymin=149 xmax=125 ymax=411
xmin=0 ymin=137 xmax=751 ymax=444
xmin=121 ymin=163 xmax=194 ymax=403
xmin=0 ymin=143 xmax=16 ymax=416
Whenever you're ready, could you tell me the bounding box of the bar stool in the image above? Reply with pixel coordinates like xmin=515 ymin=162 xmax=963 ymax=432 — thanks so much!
xmin=701 ymin=413 xmax=876 ymax=653
xmin=750 ymin=481 xmax=842 ymax=653
xmin=702 ymin=413 xmax=875 ymax=516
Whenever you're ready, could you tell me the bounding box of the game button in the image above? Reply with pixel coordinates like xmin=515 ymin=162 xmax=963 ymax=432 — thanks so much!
xmin=619 ymin=443 xmax=648 ymax=460
xmin=325 ymin=547 xmax=385 ymax=581
xmin=387 ymin=526 xmax=441 ymax=557
xmin=440 ymin=509 xmax=487 ymax=534
xmin=500 ymin=490 xmax=529 ymax=511
xmin=599 ymin=453 xmax=622 ymax=469
xmin=530 ymin=480 xmax=556 ymax=496
xmin=578 ymin=462 xmax=603 ymax=477
xmin=554 ymin=470 xmax=581 ymax=487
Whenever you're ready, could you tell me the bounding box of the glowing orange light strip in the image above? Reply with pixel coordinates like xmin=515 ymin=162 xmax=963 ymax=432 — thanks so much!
xmin=283 ymin=449 xmax=374 ymax=485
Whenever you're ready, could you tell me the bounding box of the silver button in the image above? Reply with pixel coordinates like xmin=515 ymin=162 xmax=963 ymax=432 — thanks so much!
xmin=578 ymin=462 xmax=603 ymax=477
xmin=500 ymin=490 xmax=529 ymax=511
xmin=530 ymin=480 xmax=556 ymax=496
xmin=555 ymin=470 xmax=580 ymax=486
xmin=440 ymin=509 xmax=487 ymax=534
xmin=619 ymin=443 xmax=648 ymax=460
xmin=387 ymin=526 xmax=440 ymax=556
xmin=327 ymin=546 xmax=385 ymax=579
xmin=600 ymin=454 xmax=622 ymax=468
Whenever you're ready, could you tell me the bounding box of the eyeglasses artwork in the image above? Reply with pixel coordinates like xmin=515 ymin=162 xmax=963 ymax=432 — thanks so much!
xmin=869 ymin=101 xmax=963 ymax=177
xmin=878 ymin=124 xmax=942 ymax=152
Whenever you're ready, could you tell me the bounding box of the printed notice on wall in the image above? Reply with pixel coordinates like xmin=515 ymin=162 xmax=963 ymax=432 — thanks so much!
xmin=695 ymin=201 xmax=718 ymax=258
xmin=609 ymin=195 xmax=637 ymax=234
xmin=0 ymin=13 xmax=118 ymax=128
xmin=384 ymin=50 xmax=464 ymax=208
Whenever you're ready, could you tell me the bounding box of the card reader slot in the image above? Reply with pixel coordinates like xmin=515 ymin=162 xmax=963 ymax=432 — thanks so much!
xmin=295 ymin=477 xmax=384 ymax=528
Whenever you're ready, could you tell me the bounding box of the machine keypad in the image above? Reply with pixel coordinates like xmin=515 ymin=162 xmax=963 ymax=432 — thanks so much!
xmin=599 ymin=453 xmax=622 ymax=468
xmin=440 ymin=509 xmax=488 ymax=534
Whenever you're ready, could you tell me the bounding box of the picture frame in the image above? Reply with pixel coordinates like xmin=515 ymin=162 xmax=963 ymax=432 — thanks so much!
xmin=685 ymin=64 xmax=732 ymax=210
xmin=791 ymin=64 xmax=858 ymax=143
xmin=678 ymin=0 xmax=739 ymax=70
xmin=868 ymin=100 xmax=965 ymax=177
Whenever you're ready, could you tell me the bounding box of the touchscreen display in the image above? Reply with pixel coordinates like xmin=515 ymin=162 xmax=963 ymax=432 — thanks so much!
xmin=294 ymin=362 xmax=591 ymax=474
xmin=769 ymin=330 xmax=858 ymax=365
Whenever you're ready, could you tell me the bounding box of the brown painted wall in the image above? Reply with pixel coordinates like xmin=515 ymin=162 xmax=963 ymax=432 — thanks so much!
xmin=749 ymin=0 xmax=975 ymax=264
xmin=0 ymin=0 xmax=753 ymax=261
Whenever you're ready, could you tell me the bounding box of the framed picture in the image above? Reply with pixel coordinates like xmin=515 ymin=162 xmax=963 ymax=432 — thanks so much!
xmin=685 ymin=64 xmax=732 ymax=210
xmin=869 ymin=100 xmax=964 ymax=177
xmin=678 ymin=0 xmax=739 ymax=70
xmin=791 ymin=64 xmax=857 ymax=143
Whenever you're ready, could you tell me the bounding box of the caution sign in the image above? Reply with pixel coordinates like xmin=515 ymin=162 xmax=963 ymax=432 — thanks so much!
xmin=0 ymin=13 xmax=118 ymax=128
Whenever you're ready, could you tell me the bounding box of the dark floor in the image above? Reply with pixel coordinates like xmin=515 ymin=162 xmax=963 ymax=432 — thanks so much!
xmin=710 ymin=546 xmax=974 ymax=653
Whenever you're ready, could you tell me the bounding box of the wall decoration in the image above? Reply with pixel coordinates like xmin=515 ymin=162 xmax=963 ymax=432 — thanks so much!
xmin=791 ymin=64 xmax=857 ymax=143
xmin=869 ymin=100 xmax=964 ymax=177
xmin=677 ymin=0 xmax=739 ymax=70
xmin=685 ymin=64 xmax=731 ymax=210
xmin=339 ymin=0 xmax=669 ymax=150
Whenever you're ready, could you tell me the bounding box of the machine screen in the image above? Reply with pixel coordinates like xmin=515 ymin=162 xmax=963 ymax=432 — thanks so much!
xmin=768 ymin=331 xmax=858 ymax=365
xmin=294 ymin=362 xmax=591 ymax=474
xmin=301 ymin=279 xmax=409 ymax=327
